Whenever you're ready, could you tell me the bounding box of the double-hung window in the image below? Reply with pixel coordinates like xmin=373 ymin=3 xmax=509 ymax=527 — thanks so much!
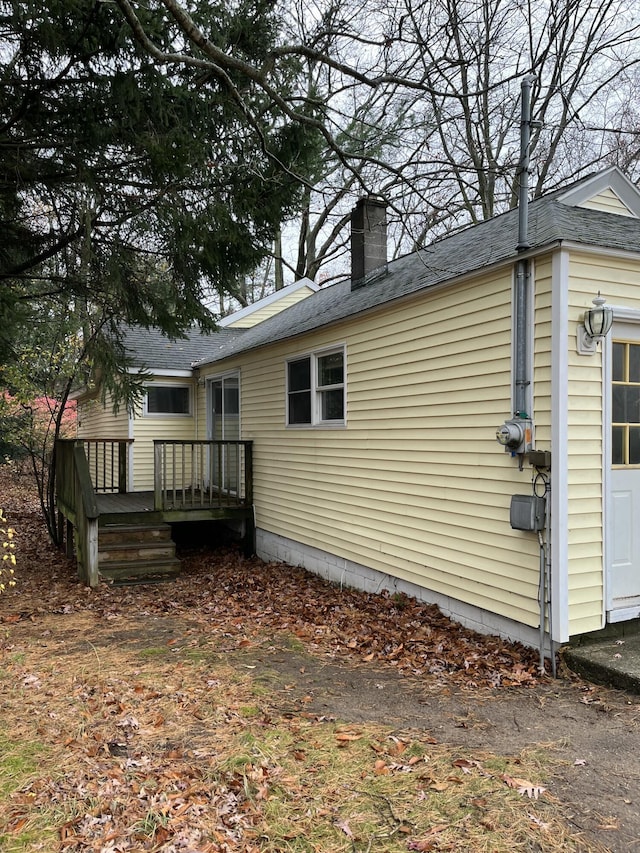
xmin=287 ymin=347 xmax=345 ymax=426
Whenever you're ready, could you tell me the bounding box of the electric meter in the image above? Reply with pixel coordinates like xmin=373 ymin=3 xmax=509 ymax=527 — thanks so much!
xmin=496 ymin=417 xmax=533 ymax=455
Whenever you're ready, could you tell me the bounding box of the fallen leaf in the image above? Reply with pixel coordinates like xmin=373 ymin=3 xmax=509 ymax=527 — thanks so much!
xmin=501 ymin=773 xmax=546 ymax=799
xmin=334 ymin=817 xmax=353 ymax=837
xmin=408 ymin=823 xmax=450 ymax=850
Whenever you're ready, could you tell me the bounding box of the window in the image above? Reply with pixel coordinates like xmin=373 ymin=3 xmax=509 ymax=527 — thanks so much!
xmin=145 ymin=385 xmax=191 ymax=416
xmin=287 ymin=348 xmax=345 ymax=426
xmin=612 ymin=341 xmax=640 ymax=465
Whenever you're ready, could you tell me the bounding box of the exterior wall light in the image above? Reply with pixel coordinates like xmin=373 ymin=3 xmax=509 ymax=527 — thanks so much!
xmin=576 ymin=293 xmax=614 ymax=355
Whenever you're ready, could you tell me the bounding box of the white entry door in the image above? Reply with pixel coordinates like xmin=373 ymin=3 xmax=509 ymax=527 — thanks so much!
xmin=608 ymin=335 xmax=640 ymax=618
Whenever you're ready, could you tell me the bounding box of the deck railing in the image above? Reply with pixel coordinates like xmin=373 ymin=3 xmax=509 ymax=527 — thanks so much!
xmin=82 ymin=439 xmax=133 ymax=493
xmin=154 ymin=440 xmax=253 ymax=511
xmin=55 ymin=439 xmax=100 ymax=586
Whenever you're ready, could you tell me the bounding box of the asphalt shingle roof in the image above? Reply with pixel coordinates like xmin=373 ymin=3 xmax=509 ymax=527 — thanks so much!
xmin=193 ymin=196 xmax=640 ymax=368
xmin=122 ymin=190 xmax=640 ymax=372
xmin=120 ymin=325 xmax=245 ymax=372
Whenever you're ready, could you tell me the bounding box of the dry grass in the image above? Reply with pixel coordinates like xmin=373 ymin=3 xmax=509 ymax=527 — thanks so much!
xmin=0 ymin=469 xmax=614 ymax=851
xmin=0 ymin=612 xmax=606 ymax=852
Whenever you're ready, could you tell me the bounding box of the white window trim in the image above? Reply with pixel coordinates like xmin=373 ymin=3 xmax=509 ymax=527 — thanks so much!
xmin=143 ymin=382 xmax=193 ymax=418
xmin=286 ymin=344 xmax=346 ymax=428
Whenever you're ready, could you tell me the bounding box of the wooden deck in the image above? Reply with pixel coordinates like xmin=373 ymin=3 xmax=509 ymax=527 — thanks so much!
xmin=55 ymin=438 xmax=255 ymax=586
xmin=96 ymin=490 xmax=254 ymax=527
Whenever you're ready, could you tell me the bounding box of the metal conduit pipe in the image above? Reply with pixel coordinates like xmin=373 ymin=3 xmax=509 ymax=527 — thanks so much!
xmin=514 ymin=74 xmax=536 ymax=418
xmin=515 ymin=75 xmax=556 ymax=674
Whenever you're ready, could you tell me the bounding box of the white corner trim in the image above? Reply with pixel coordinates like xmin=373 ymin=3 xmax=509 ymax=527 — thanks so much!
xmin=551 ymin=248 xmax=570 ymax=642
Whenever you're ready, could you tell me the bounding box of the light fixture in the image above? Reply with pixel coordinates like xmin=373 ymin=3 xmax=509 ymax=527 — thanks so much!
xmin=576 ymin=292 xmax=614 ymax=355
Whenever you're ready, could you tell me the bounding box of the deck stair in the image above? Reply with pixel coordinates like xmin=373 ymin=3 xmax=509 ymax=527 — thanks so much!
xmin=98 ymin=523 xmax=181 ymax=584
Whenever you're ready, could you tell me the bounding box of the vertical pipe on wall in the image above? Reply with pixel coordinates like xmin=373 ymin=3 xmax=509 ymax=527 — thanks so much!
xmin=514 ymin=74 xmax=536 ymax=418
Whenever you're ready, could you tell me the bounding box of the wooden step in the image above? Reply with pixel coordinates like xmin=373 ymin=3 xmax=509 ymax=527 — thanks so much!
xmin=99 ymin=557 xmax=182 ymax=585
xmin=98 ymin=542 xmax=177 ymax=564
xmin=97 ymin=523 xmax=181 ymax=584
xmin=99 ymin=523 xmax=173 ymax=546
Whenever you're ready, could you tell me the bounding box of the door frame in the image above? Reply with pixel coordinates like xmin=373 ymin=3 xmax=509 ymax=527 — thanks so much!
xmin=604 ymin=309 xmax=640 ymax=622
xmin=206 ymin=370 xmax=241 ymax=442
xmin=205 ymin=370 xmax=241 ymax=493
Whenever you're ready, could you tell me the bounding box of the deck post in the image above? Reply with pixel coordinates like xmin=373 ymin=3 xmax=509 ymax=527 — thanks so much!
xmin=154 ymin=442 xmax=163 ymax=510
xmin=118 ymin=441 xmax=128 ymax=493
xmin=57 ymin=510 xmax=64 ymax=549
xmin=86 ymin=518 xmax=99 ymax=587
xmin=242 ymin=508 xmax=256 ymax=557
xmin=65 ymin=519 xmax=74 ymax=559
xmin=244 ymin=442 xmax=253 ymax=505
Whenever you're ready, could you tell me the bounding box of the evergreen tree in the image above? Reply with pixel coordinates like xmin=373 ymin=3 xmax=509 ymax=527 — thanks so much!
xmin=0 ymin=0 xmax=321 ymax=355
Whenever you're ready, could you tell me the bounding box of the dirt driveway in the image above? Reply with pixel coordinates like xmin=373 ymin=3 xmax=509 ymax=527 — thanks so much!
xmin=2 ymin=600 xmax=639 ymax=851
xmin=234 ymin=643 xmax=640 ymax=852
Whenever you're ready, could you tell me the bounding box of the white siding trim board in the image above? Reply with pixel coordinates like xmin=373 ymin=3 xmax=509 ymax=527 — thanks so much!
xmin=128 ymin=409 xmax=135 ymax=490
xmin=557 ymin=241 xmax=640 ymax=265
xmin=551 ymin=249 xmax=571 ymax=642
xmin=128 ymin=368 xmax=193 ymax=378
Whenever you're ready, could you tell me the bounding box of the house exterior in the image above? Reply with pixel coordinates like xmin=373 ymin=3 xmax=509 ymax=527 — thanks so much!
xmin=76 ymin=167 xmax=640 ymax=651
xmin=75 ymin=278 xmax=319 ymax=492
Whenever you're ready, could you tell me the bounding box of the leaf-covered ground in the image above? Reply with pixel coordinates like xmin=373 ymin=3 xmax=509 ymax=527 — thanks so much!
xmin=1 ymin=469 xmax=639 ymax=852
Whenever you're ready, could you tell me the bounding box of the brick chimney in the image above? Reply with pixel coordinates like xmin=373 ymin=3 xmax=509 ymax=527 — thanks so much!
xmin=351 ymin=196 xmax=388 ymax=288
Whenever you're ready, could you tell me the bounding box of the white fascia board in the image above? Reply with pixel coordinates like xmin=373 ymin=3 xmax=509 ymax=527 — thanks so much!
xmin=126 ymin=367 xmax=193 ymax=378
xmin=557 ymin=241 xmax=640 ymax=263
xmin=218 ymin=277 xmax=320 ymax=327
xmin=551 ymin=247 xmax=570 ymax=643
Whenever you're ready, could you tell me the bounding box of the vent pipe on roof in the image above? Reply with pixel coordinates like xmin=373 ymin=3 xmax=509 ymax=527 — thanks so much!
xmin=514 ymin=75 xmax=537 ymax=418
xmin=516 ymin=74 xmax=537 ymax=252
xmin=351 ymin=196 xmax=388 ymax=289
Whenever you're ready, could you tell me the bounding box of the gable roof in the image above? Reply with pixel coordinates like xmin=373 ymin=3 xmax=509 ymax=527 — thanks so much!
xmin=553 ymin=166 xmax=640 ymax=216
xmin=218 ymin=277 xmax=319 ymax=328
xmin=194 ymin=175 xmax=640 ymax=368
xmin=119 ymin=280 xmax=319 ymax=372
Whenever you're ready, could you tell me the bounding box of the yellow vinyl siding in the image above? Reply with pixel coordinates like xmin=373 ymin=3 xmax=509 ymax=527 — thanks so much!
xmin=201 ymin=266 xmax=546 ymax=630
xmin=532 ymin=257 xmax=553 ymax=447
xmin=566 ymin=250 xmax=640 ymax=633
xmin=131 ymin=377 xmax=196 ymax=491
xmin=77 ymin=396 xmax=129 ymax=439
xmin=224 ymin=286 xmax=316 ymax=328
xmin=579 ymin=188 xmax=635 ymax=217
